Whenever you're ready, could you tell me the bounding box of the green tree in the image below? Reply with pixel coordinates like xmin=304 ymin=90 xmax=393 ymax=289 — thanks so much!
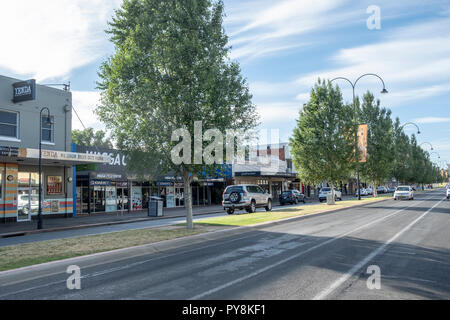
xmin=72 ymin=128 xmax=114 ymax=149
xmin=96 ymin=0 xmax=257 ymax=229
xmin=359 ymin=92 xmax=394 ymax=196
xmin=392 ymin=118 xmax=411 ymax=185
xmin=290 ymin=79 xmax=355 ymax=204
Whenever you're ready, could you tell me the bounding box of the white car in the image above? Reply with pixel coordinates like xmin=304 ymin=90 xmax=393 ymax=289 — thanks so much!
xmin=366 ymin=187 xmax=373 ymax=195
xmin=319 ymin=187 xmax=342 ymax=202
xmin=394 ymin=186 xmax=414 ymax=200
xmin=356 ymin=188 xmax=368 ymax=197
xmin=446 ymin=186 xmax=450 ymax=199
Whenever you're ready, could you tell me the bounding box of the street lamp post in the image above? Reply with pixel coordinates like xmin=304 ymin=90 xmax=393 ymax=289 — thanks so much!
xmin=419 ymin=142 xmax=434 ymax=150
xmin=429 ymin=151 xmax=441 ymax=160
xmin=331 ymin=73 xmax=388 ymax=200
xmin=399 ymin=122 xmax=421 ymax=135
xmin=38 ymin=107 xmax=52 ymax=230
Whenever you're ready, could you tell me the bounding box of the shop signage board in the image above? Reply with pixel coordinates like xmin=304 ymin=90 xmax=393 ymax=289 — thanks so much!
xmin=0 ymin=146 xmax=19 ymax=157
xmin=13 ymin=79 xmax=36 ymax=103
xmin=90 ymin=180 xmax=112 ymax=186
xmin=24 ymin=148 xmax=110 ymax=163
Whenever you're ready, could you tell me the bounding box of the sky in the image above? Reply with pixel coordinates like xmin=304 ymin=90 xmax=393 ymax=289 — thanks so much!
xmin=0 ymin=0 xmax=449 ymax=168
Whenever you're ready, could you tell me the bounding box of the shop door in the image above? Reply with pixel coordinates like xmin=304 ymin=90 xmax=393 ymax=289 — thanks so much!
xmin=17 ymin=173 xmax=39 ymax=222
xmin=117 ymin=188 xmax=129 ymax=211
xmin=175 ymin=187 xmax=184 ymax=207
xmin=94 ymin=186 xmax=106 ymax=212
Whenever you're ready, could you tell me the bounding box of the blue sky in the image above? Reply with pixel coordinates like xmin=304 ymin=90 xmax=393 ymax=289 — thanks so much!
xmin=0 ymin=0 xmax=449 ymax=168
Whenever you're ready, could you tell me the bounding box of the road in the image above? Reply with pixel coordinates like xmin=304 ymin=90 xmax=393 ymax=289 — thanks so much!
xmin=0 ymin=189 xmax=449 ymax=300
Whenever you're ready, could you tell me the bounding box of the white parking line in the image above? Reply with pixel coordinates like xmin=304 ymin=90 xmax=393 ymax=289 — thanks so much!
xmin=312 ymin=196 xmax=445 ymax=300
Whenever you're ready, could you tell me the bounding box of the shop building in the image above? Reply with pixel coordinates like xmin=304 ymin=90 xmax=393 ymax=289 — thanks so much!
xmin=232 ymin=143 xmax=301 ymax=200
xmin=74 ymin=145 xmax=232 ymax=214
xmin=0 ymin=75 xmax=109 ymax=223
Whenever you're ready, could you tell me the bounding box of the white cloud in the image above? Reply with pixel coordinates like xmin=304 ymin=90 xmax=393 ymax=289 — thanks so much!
xmin=256 ymin=102 xmax=302 ymax=125
xmin=413 ymin=117 xmax=450 ymax=124
xmin=226 ymin=0 xmax=352 ymax=61
xmin=0 ymin=0 xmax=121 ymax=81
xmin=71 ymin=91 xmax=105 ymax=131
xmin=295 ymin=17 xmax=450 ymax=107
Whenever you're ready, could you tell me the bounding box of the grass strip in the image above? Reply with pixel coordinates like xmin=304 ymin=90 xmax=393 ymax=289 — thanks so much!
xmin=0 ymin=226 xmax=207 ymax=272
xmin=194 ymin=196 xmax=391 ymax=227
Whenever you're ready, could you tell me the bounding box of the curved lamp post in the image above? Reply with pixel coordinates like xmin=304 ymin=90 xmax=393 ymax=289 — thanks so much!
xmin=331 ymin=73 xmax=388 ymax=200
xmin=430 ymin=151 xmax=441 ymax=159
xmin=38 ymin=107 xmax=52 ymax=230
xmin=399 ymin=122 xmax=421 ymax=135
xmin=419 ymin=142 xmax=434 ymax=150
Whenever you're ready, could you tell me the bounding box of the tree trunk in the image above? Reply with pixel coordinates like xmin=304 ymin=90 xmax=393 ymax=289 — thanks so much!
xmin=373 ymin=181 xmax=378 ymax=197
xmin=183 ymin=173 xmax=193 ymax=230
xmin=329 ymin=182 xmax=336 ymax=205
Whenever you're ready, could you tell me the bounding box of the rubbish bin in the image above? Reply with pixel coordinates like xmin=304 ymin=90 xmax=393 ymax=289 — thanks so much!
xmin=148 ymin=201 xmax=163 ymax=217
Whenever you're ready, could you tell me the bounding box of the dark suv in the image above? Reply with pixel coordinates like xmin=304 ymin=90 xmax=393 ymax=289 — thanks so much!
xmin=279 ymin=190 xmax=306 ymax=205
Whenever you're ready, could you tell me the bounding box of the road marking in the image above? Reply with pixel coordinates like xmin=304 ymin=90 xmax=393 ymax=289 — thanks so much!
xmin=312 ymin=196 xmax=445 ymax=300
xmin=188 ymin=195 xmax=435 ymax=300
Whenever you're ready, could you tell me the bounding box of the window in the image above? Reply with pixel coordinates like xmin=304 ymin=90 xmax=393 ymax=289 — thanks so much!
xmin=0 ymin=110 xmax=19 ymax=139
xmin=41 ymin=115 xmax=54 ymax=143
xmin=47 ymin=176 xmax=63 ymax=195
xmin=0 ymin=167 xmax=3 ymax=200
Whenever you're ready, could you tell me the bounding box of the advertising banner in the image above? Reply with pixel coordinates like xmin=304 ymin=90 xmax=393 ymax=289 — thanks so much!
xmin=357 ymin=124 xmax=368 ymax=163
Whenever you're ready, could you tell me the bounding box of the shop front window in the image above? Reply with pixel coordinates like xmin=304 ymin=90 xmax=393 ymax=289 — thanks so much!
xmin=47 ymin=176 xmax=63 ymax=195
xmin=0 ymin=166 xmax=3 ymax=201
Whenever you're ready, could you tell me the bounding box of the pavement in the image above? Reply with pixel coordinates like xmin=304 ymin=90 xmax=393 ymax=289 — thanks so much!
xmin=1 ymin=189 xmax=448 ymax=299
xmin=0 ymin=204 xmax=226 ymax=238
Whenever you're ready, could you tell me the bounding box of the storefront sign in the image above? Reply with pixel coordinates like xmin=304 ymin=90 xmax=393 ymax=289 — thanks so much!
xmin=235 ymin=171 xmax=261 ymax=177
xmin=116 ymin=181 xmax=128 ymax=188
xmin=91 ymin=172 xmax=123 ymax=180
xmin=156 ymin=181 xmax=174 ymax=187
xmin=25 ymin=148 xmax=110 ymax=163
xmin=0 ymin=146 xmax=19 ymax=157
xmin=13 ymin=79 xmax=36 ymax=103
xmin=90 ymin=180 xmax=112 ymax=186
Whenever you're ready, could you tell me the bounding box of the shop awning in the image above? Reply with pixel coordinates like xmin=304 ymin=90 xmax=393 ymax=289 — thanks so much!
xmin=0 ymin=146 xmax=110 ymax=166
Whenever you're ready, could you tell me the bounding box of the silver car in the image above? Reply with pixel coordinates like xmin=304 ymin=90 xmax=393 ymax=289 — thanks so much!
xmin=222 ymin=184 xmax=273 ymax=215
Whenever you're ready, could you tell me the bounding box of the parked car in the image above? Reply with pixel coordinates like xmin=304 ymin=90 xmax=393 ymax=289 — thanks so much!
xmin=377 ymin=186 xmax=388 ymax=194
xmin=366 ymin=187 xmax=373 ymax=195
xmin=394 ymin=186 xmax=414 ymax=200
xmin=318 ymin=187 xmax=342 ymax=202
xmin=388 ymin=187 xmax=396 ymax=193
xmin=279 ymin=190 xmax=306 ymax=205
xmin=446 ymin=187 xmax=450 ymax=200
xmin=356 ymin=188 xmax=368 ymax=197
xmin=222 ymin=184 xmax=272 ymax=215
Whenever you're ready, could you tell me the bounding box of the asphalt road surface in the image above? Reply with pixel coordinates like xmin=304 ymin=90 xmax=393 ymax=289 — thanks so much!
xmin=1 ymin=189 xmax=448 ymax=300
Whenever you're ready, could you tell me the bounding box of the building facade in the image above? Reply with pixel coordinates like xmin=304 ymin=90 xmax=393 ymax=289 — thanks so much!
xmin=0 ymin=75 xmax=109 ymax=223
xmin=74 ymin=145 xmax=232 ymax=214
